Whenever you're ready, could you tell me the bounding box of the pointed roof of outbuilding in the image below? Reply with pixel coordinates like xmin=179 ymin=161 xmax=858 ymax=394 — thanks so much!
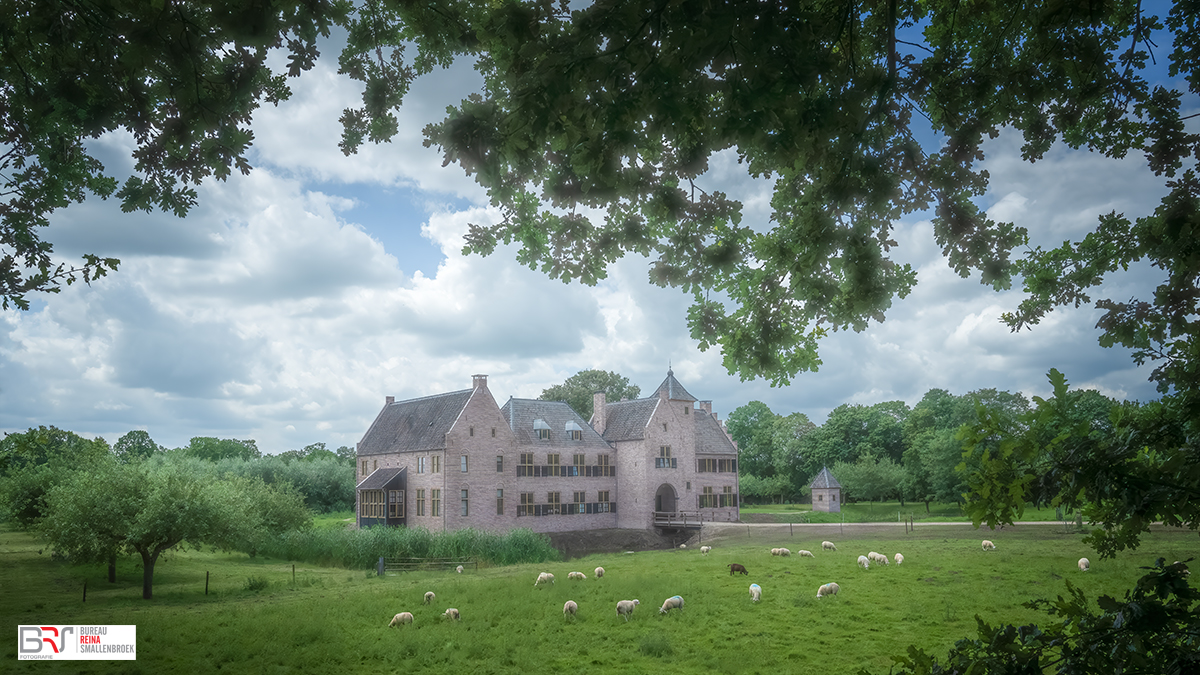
xmin=809 ymin=466 xmax=842 ymax=489
xmin=654 ymin=368 xmax=696 ymax=402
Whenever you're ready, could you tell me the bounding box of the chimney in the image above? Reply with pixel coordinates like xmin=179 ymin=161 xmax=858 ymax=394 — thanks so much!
xmin=699 ymin=400 xmax=713 ymax=415
xmin=386 ymin=396 xmax=395 ymax=405
xmin=592 ymin=391 xmax=607 ymax=435
xmin=472 ymin=374 xmax=488 ymax=390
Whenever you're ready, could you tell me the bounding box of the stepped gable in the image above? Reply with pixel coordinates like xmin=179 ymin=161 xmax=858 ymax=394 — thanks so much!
xmin=358 ymin=389 xmax=473 ymax=455
xmin=500 ymin=398 xmax=613 ymax=449
xmin=599 ymin=397 xmax=660 ymax=442
xmin=654 ymin=368 xmax=697 ymax=402
xmin=809 ymin=466 xmax=842 ymax=489
xmin=695 ymin=409 xmax=737 ymax=454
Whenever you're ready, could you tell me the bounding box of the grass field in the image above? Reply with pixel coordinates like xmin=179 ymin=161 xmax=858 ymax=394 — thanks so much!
xmin=738 ymin=501 xmax=1071 ymax=524
xmin=4 ymin=523 xmax=1196 ymax=674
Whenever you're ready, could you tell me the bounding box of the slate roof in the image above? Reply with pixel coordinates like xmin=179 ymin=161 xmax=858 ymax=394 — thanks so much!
xmin=501 ymin=398 xmax=613 ymax=450
xmin=654 ymin=368 xmax=697 ymax=402
xmin=600 ymin=397 xmax=660 ymax=442
xmin=357 ymin=467 xmax=405 ymax=490
xmin=358 ymin=389 xmax=473 ymax=456
xmin=695 ymin=409 xmax=738 ymax=455
xmin=809 ymin=466 xmax=842 ymax=489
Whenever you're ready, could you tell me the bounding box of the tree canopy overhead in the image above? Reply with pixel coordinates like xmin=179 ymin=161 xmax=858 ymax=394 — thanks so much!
xmin=5 ymin=0 xmax=1196 ymax=394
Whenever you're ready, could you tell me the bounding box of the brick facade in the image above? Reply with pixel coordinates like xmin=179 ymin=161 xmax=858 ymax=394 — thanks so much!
xmin=356 ymin=371 xmax=739 ymax=533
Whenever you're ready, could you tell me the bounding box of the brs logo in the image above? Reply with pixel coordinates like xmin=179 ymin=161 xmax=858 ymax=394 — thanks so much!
xmin=19 ymin=626 xmax=75 ymax=654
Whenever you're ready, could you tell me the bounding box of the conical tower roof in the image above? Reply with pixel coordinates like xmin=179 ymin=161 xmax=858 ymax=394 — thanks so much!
xmin=809 ymin=466 xmax=841 ymax=489
xmin=654 ymin=368 xmax=696 ymax=402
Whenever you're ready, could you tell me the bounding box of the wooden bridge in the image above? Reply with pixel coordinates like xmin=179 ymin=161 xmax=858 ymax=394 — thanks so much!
xmin=653 ymin=511 xmax=704 ymax=529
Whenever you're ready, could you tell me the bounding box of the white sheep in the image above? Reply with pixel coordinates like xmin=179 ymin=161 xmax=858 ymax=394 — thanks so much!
xmin=1078 ymin=557 xmax=1090 ymax=572
xmin=567 ymin=571 xmax=587 ymax=580
xmin=456 ymin=565 xmax=464 ymax=574
xmin=770 ymin=548 xmax=781 ymax=556
xmin=679 ymin=543 xmax=687 ymax=549
xmin=700 ymin=545 xmax=712 ymax=555
xmin=893 ymin=553 xmax=904 ymax=565
xmin=594 ymin=566 xmax=605 ymax=578
xmin=535 ymin=572 xmax=556 ymax=587
xmin=857 ymin=555 xmax=870 ymax=570
xmin=982 ymin=540 xmax=996 ymax=551
xmin=816 ymin=582 xmax=840 ymax=598
xmin=443 ymin=607 xmax=460 ymax=621
xmin=424 ymin=591 xmax=435 ymax=605
xmin=616 ymin=599 xmax=640 ymax=622
xmin=388 ymin=611 xmax=413 ymax=627
xmin=822 ymin=541 xmax=837 ymax=551
xmin=563 ymin=600 xmax=578 ymax=618
xmin=868 ymin=552 xmax=889 ymax=566
xmin=749 ymin=583 xmax=762 ymax=602
xmin=778 ymin=548 xmax=791 ymax=557
xmin=797 ymin=550 xmax=815 ymax=557
xmin=659 ymin=595 xmax=684 ymax=614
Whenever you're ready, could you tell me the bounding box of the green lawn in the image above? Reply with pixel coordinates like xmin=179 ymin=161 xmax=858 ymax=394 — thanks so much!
xmin=4 ymin=522 xmax=1193 ymax=674
xmin=739 ymin=501 xmax=1072 ymax=524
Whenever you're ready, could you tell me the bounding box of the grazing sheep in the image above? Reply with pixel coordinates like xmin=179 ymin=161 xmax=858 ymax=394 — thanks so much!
xmin=563 ymin=600 xmax=578 ymax=618
xmin=770 ymin=548 xmax=781 ymax=556
xmin=456 ymin=565 xmax=464 ymax=574
xmin=679 ymin=543 xmax=687 ymax=549
xmin=443 ymin=608 xmax=460 ymax=621
xmin=857 ymin=555 xmax=870 ymax=570
xmin=778 ymin=548 xmax=791 ymax=557
xmin=423 ymin=591 xmax=435 ymax=605
xmin=388 ymin=612 xmax=414 ymax=627
xmin=659 ymin=595 xmax=684 ymax=614
xmin=893 ymin=553 xmax=904 ymax=566
xmin=749 ymin=583 xmax=762 ymax=602
xmin=616 ymin=599 xmax=640 ymax=622
xmin=594 ymin=566 xmax=605 ymax=578
xmin=728 ymin=563 xmax=749 ymax=576
xmin=822 ymin=541 xmax=837 ymax=551
xmin=982 ymin=540 xmax=996 ymax=551
xmin=700 ymin=546 xmax=712 ymax=555
xmin=816 ymin=582 xmax=840 ymax=598
xmin=1078 ymin=558 xmax=1090 ymax=572
xmin=535 ymin=572 xmax=556 ymax=587
xmin=797 ymin=550 xmax=815 ymax=558
xmin=868 ymin=552 xmax=889 ymax=566
xmin=567 ymin=571 xmax=587 ymax=580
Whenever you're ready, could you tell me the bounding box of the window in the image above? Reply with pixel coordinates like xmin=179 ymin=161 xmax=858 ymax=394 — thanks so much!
xmin=461 ymin=489 xmax=469 ymax=517
xmin=720 ymin=486 xmax=735 ymax=507
xmin=700 ymin=486 xmax=716 ymax=508
xmin=534 ymin=419 xmax=550 ymax=440
xmin=596 ymin=454 xmax=614 ymax=477
xmin=518 ymin=452 xmax=534 ymax=476
xmin=496 ymin=489 xmax=504 ymax=515
xmin=571 ymin=453 xmax=585 ymax=477
xmin=431 ymin=489 xmax=441 ymax=516
xmin=537 ymin=428 xmax=550 ymax=440
xmin=572 ymin=491 xmax=586 ymax=514
xmin=518 ymin=492 xmax=534 ymax=517
xmin=431 ymin=455 xmax=440 ymax=473
xmin=818 ymin=494 xmax=824 ymax=501
xmin=361 ymin=460 xmax=368 ymax=476
xmin=598 ymin=490 xmax=611 ymax=513
xmin=569 ymin=429 xmax=582 ymax=441
xmin=684 ymin=406 xmax=690 ymax=415
xmin=662 ymin=422 xmax=668 ymax=431
xmin=373 ymin=459 xmax=378 ymax=472
xmin=832 ymin=493 xmax=837 ymax=502
xmin=496 ymin=455 xmax=504 ymax=473
xmin=417 ymin=457 xmax=426 ymax=474
xmin=389 ymin=490 xmax=405 ymax=518
xmin=547 ymin=453 xmax=561 ymax=477
xmin=491 ymin=427 xmax=496 ymax=437
xmin=656 ymin=446 xmax=676 ymax=469
xmin=546 ymin=492 xmax=561 ymax=515
xmin=416 ymin=489 xmax=425 ymax=516
xmin=461 ymin=455 xmax=469 ymax=472
xmin=361 ymin=490 xmax=384 ymax=518
xmin=469 ymin=426 xmax=474 ymax=437
xmin=698 ymin=458 xmax=717 ymax=472
xmin=719 ymin=459 xmax=737 ymax=473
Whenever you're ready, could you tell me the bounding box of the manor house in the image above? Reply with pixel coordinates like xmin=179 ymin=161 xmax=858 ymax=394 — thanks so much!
xmin=355 ymin=370 xmax=740 ymax=532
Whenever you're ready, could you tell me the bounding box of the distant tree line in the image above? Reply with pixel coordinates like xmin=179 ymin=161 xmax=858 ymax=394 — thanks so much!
xmin=727 ymin=386 xmax=1115 ymax=510
xmin=0 ymin=427 xmax=357 ymax=599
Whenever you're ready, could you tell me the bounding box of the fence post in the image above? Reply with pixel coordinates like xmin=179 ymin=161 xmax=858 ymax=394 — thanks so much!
xmin=83 ymin=580 xmax=87 ymax=603
xmin=377 ymin=557 xmax=385 ymax=577
xmin=205 ymin=571 xmax=209 ymax=595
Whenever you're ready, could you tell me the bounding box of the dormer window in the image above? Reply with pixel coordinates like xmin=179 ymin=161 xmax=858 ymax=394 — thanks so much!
xmin=534 ymin=419 xmax=551 ymax=440
xmin=566 ymin=421 xmax=583 ymax=441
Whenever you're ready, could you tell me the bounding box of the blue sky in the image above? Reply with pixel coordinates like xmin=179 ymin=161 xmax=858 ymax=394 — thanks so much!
xmin=0 ymin=22 xmax=1193 ymax=453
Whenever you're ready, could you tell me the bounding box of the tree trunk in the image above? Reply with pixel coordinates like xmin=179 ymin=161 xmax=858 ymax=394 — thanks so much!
xmin=140 ymin=549 xmax=159 ymax=600
xmin=107 ymin=554 xmax=116 ymax=583
xmin=924 ymin=499 xmax=931 ymax=514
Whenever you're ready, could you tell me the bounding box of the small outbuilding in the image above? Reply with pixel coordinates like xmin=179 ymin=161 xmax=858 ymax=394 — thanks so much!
xmin=809 ymin=467 xmax=842 ymax=513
